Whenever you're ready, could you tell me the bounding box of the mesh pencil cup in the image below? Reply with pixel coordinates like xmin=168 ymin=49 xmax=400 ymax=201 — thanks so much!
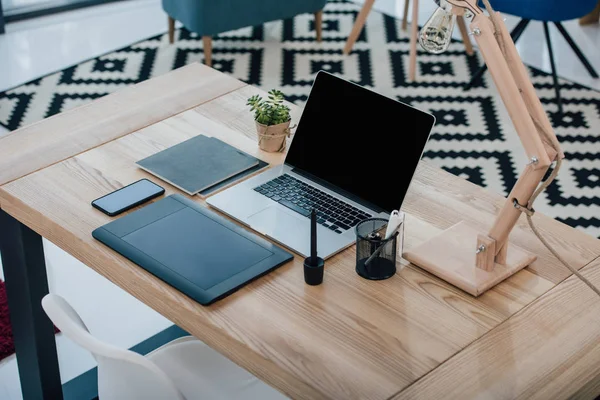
xmin=355 ymin=218 xmax=398 ymax=280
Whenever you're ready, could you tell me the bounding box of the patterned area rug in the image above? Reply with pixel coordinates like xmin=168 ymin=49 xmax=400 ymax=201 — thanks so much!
xmin=0 ymin=0 xmax=599 ymax=236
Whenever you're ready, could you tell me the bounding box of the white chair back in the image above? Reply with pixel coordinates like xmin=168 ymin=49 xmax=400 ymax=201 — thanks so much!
xmin=42 ymin=294 xmax=185 ymax=400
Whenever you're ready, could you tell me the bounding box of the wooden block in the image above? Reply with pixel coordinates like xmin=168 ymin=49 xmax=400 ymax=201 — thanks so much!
xmin=403 ymin=221 xmax=537 ymax=296
xmin=476 ymin=234 xmax=495 ymax=272
xmin=496 ymin=242 xmax=508 ymax=265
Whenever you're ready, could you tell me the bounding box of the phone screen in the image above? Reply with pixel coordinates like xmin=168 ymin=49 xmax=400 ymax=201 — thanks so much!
xmin=92 ymin=179 xmax=164 ymax=215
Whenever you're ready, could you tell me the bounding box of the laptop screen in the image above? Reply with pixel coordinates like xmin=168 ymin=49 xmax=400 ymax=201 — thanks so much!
xmin=285 ymin=72 xmax=435 ymax=213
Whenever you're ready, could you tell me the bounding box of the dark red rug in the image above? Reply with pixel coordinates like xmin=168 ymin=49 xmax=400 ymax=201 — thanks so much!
xmin=0 ymin=280 xmax=59 ymax=362
xmin=0 ymin=280 xmax=15 ymax=362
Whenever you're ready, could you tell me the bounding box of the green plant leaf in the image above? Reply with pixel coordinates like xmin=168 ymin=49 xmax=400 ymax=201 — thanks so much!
xmin=248 ymin=90 xmax=290 ymax=126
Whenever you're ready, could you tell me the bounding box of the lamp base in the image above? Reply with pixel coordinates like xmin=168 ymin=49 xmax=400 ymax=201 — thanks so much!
xmin=403 ymin=221 xmax=536 ymax=296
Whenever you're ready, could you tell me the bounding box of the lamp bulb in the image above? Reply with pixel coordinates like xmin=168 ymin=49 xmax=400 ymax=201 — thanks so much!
xmin=418 ymin=6 xmax=457 ymax=54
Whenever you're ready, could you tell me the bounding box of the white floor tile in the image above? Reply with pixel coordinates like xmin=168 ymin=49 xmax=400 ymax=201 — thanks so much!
xmin=0 ymin=0 xmax=167 ymax=92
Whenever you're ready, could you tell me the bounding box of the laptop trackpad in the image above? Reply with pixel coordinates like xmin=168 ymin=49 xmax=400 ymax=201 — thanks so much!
xmin=248 ymin=207 xmax=309 ymax=252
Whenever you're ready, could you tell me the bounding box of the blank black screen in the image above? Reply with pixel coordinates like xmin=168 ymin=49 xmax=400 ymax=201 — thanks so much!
xmin=93 ymin=179 xmax=163 ymax=214
xmin=285 ymin=72 xmax=435 ymax=212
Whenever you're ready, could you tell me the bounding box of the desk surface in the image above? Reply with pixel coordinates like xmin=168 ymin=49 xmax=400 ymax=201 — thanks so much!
xmin=2 ymin=63 xmax=600 ymax=399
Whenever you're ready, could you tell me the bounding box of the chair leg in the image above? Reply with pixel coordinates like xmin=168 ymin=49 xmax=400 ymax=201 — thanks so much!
xmin=511 ymin=19 xmax=530 ymax=42
xmin=579 ymin=1 xmax=600 ymax=25
xmin=408 ymin=0 xmax=419 ymax=81
xmin=315 ymin=10 xmax=323 ymax=42
xmin=464 ymin=18 xmax=530 ymax=91
xmin=0 ymin=0 xmax=5 ymax=35
xmin=203 ymin=36 xmax=212 ymax=67
xmin=343 ymin=0 xmax=375 ymax=54
xmin=457 ymin=15 xmax=474 ymax=56
xmin=168 ymin=16 xmax=175 ymax=44
xmin=402 ymin=0 xmax=410 ymax=31
xmin=554 ymin=22 xmax=599 ymax=78
xmin=543 ymin=22 xmax=563 ymax=115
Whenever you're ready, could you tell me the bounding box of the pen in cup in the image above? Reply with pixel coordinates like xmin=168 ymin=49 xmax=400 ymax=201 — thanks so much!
xmin=364 ymin=211 xmax=403 ymax=267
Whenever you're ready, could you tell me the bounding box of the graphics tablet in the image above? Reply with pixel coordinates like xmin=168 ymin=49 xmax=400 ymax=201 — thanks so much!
xmin=92 ymin=194 xmax=293 ymax=305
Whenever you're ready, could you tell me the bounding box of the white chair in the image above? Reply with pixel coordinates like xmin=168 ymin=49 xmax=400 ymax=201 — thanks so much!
xmin=42 ymin=294 xmax=287 ymax=400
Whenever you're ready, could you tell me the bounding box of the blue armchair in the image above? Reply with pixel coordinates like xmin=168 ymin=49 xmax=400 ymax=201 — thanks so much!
xmin=163 ymin=0 xmax=328 ymax=67
xmin=465 ymin=0 xmax=599 ymax=115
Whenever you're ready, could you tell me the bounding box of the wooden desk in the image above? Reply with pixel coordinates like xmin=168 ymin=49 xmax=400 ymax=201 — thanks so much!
xmin=2 ymin=63 xmax=600 ymax=400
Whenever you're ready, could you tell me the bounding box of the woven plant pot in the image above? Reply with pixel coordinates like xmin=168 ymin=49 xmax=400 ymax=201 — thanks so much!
xmin=255 ymin=120 xmax=293 ymax=153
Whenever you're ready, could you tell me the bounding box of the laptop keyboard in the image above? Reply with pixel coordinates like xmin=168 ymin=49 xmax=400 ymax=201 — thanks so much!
xmin=253 ymin=174 xmax=372 ymax=234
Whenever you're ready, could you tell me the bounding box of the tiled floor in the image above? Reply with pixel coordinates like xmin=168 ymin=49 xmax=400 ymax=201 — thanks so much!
xmin=0 ymin=0 xmax=598 ymax=398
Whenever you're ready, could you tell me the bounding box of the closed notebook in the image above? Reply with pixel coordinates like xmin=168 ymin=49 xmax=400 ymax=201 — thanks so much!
xmin=137 ymin=135 xmax=259 ymax=195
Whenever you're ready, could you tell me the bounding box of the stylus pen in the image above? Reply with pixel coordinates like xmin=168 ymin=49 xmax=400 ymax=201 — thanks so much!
xmin=364 ymin=231 xmax=400 ymax=267
xmin=310 ymin=209 xmax=317 ymax=265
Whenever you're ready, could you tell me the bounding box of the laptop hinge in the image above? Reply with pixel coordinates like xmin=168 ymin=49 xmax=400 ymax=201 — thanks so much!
xmin=288 ymin=166 xmax=386 ymax=214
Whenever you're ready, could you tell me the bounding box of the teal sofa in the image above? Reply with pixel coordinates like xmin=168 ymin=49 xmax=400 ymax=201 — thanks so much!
xmin=163 ymin=0 xmax=328 ymax=66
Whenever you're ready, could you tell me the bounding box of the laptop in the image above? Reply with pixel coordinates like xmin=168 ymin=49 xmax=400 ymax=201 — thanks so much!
xmin=207 ymin=72 xmax=435 ymax=259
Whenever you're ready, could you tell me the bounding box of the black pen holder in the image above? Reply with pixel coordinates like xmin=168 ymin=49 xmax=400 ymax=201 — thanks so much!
xmin=304 ymin=257 xmax=324 ymax=285
xmin=355 ymin=218 xmax=398 ymax=280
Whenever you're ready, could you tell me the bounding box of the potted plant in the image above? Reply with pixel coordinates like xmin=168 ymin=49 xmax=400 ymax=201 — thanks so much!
xmin=247 ymin=89 xmax=295 ymax=153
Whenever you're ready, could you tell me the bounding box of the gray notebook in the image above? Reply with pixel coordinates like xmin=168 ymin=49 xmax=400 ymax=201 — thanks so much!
xmin=137 ymin=135 xmax=260 ymax=196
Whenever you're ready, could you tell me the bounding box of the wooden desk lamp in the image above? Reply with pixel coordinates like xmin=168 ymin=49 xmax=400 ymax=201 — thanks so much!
xmin=403 ymin=0 xmax=566 ymax=296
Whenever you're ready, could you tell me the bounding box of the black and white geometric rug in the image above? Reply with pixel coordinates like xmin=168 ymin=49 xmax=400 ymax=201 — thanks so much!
xmin=1 ymin=0 xmax=599 ymax=236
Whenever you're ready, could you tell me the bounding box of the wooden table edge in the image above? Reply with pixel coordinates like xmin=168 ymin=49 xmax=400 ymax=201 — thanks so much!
xmin=0 ymin=63 xmax=247 ymax=186
xmin=391 ymin=253 xmax=600 ymax=399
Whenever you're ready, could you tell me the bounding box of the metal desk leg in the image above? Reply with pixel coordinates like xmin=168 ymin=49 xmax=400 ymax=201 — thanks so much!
xmin=0 ymin=210 xmax=63 ymax=400
xmin=0 ymin=0 xmax=5 ymax=34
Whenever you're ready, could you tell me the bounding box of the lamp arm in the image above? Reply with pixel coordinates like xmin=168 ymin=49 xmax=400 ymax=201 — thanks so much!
xmin=470 ymin=15 xmax=554 ymax=167
xmin=467 ymin=13 xmax=564 ymax=255
xmin=489 ymin=163 xmax=548 ymax=252
xmin=405 ymin=0 xmax=600 ymax=297
xmin=488 ymin=11 xmax=564 ymax=160
xmin=449 ymin=0 xmax=563 ymax=158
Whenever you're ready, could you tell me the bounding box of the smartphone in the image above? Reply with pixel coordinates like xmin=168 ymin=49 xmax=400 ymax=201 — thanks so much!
xmin=92 ymin=179 xmax=165 ymax=217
